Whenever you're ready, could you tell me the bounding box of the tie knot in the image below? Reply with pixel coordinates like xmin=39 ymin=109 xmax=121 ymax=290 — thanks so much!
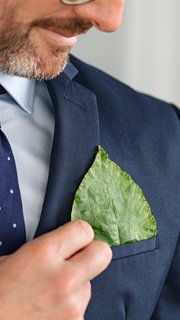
xmin=0 ymin=85 xmax=6 ymax=95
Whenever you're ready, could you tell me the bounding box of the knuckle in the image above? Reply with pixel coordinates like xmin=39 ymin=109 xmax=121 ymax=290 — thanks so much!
xmin=60 ymin=270 xmax=77 ymax=297
xmin=30 ymin=239 xmax=53 ymax=264
xmin=45 ymin=272 xmax=77 ymax=305
xmin=63 ymin=278 xmax=74 ymax=297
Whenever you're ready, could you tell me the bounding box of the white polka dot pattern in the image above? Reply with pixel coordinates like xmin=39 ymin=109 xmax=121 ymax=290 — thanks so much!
xmin=0 ymin=123 xmax=26 ymax=255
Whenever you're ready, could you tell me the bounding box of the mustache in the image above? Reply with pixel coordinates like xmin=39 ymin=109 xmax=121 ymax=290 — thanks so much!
xmin=31 ymin=17 xmax=93 ymax=36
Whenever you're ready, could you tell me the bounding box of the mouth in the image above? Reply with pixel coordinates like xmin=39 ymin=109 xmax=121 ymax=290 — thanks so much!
xmin=37 ymin=26 xmax=79 ymax=47
xmin=31 ymin=16 xmax=92 ymax=48
xmin=43 ymin=26 xmax=80 ymax=38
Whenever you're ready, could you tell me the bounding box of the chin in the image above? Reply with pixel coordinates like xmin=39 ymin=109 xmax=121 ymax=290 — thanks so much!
xmin=32 ymin=47 xmax=70 ymax=80
xmin=35 ymin=58 xmax=69 ymax=80
xmin=3 ymin=48 xmax=70 ymax=80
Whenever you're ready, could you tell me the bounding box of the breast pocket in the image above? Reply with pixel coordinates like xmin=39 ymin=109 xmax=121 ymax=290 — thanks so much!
xmin=111 ymin=237 xmax=158 ymax=260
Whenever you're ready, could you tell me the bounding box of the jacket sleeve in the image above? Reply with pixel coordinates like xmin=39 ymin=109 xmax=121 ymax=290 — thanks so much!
xmin=151 ymin=232 xmax=180 ymax=319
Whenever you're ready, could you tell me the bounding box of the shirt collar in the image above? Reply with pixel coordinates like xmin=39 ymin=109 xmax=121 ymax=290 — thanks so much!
xmin=0 ymin=72 xmax=36 ymax=115
xmin=0 ymin=60 xmax=78 ymax=115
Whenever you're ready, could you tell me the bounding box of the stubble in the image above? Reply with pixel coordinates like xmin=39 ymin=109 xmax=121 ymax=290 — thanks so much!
xmin=0 ymin=11 xmax=92 ymax=80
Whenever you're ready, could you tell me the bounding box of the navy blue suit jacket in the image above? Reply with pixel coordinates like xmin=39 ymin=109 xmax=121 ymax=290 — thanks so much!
xmin=35 ymin=55 xmax=180 ymax=320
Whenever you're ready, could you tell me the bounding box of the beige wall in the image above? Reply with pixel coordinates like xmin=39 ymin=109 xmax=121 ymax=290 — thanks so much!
xmin=72 ymin=0 xmax=180 ymax=107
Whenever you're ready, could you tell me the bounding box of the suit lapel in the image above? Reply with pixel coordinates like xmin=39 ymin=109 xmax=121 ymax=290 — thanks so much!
xmin=35 ymin=71 xmax=99 ymax=237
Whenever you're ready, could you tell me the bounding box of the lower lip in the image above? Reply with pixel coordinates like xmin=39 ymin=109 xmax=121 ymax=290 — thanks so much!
xmin=38 ymin=27 xmax=78 ymax=47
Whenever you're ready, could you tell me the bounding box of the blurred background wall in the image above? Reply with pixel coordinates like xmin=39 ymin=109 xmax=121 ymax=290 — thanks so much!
xmin=72 ymin=0 xmax=180 ymax=107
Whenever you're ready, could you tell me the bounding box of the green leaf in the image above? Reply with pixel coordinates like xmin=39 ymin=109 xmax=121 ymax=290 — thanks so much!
xmin=71 ymin=146 xmax=157 ymax=246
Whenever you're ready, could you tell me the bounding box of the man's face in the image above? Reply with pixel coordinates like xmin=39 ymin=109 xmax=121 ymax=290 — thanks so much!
xmin=0 ymin=0 xmax=125 ymax=80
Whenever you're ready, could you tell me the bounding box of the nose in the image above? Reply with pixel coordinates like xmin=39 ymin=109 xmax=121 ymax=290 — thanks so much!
xmin=61 ymin=0 xmax=125 ymax=32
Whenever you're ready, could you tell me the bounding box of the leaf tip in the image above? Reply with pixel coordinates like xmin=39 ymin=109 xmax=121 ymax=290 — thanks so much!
xmin=98 ymin=145 xmax=109 ymax=160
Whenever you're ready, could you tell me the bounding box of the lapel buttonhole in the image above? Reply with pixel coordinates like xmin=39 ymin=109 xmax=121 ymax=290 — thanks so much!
xmin=64 ymin=94 xmax=86 ymax=111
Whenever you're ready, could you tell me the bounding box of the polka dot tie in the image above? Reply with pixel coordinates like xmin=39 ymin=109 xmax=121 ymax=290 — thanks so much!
xmin=0 ymin=86 xmax=26 ymax=255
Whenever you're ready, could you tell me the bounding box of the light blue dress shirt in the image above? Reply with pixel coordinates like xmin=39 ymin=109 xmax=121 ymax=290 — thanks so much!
xmin=0 ymin=74 xmax=55 ymax=240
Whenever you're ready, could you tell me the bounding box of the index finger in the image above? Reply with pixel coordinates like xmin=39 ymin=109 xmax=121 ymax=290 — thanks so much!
xmin=39 ymin=220 xmax=94 ymax=260
xmin=68 ymin=240 xmax=112 ymax=283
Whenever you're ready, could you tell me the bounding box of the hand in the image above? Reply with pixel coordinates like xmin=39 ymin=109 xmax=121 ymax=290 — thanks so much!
xmin=0 ymin=220 xmax=112 ymax=320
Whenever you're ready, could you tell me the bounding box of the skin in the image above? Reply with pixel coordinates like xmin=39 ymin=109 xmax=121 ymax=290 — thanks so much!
xmin=0 ymin=0 xmax=125 ymax=79
xmin=0 ymin=0 xmax=125 ymax=319
xmin=0 ymin=221 xmax=112 ymax=319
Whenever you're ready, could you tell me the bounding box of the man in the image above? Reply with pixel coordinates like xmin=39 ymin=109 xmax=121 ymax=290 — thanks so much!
xmin=0 ymin=0 xmax=179 ymax=319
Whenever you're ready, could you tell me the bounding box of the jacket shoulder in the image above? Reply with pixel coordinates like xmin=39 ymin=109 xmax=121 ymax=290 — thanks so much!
xmin=70 ymin=55 xmax=180 ymax=123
